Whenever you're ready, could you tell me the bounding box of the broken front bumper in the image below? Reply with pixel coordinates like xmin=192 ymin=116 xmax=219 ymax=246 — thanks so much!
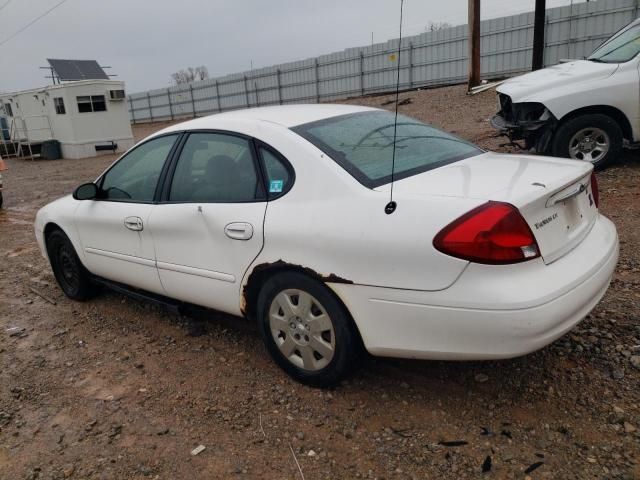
xmin=490 ymin=113 xmax=550 ymax=132
xmin=492 ymin=94 xmax=557 ymax=151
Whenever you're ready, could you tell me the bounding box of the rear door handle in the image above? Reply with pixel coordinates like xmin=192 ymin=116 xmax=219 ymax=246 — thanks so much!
xmin=224 ymin=222 xmax=253 ymax=240
xmin=124 ymin=216 xmax=143 ymax=231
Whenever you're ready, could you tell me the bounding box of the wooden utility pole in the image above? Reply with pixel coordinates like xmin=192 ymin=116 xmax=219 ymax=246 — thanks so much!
xmin=467 ymin=0 xmax=481 ymax=90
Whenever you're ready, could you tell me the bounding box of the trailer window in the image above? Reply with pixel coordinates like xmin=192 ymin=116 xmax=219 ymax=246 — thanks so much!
xmin=54 ymin=98 xmax=65 ymax=115
xmin=77 ymin=95 xmax=107 ymax=113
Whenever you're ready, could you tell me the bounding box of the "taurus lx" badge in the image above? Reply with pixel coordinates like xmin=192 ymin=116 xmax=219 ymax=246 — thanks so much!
xmin=534 ymin=212 xmax=558 ymax=230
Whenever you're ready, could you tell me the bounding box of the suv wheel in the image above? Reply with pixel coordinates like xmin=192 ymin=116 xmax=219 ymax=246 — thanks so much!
xmin=551 ymin=113 xmax=623 ymax=169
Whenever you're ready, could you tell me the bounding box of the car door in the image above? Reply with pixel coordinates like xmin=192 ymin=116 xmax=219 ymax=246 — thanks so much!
xmin=74 ymin=133 xmax=180 ymax=294
xmin=149 ymin=131 xmax=267 ymax=315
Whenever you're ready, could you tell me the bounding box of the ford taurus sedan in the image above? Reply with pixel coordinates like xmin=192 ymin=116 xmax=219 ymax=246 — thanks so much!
xmin=34 ymin=105 xmax=619 ymax=386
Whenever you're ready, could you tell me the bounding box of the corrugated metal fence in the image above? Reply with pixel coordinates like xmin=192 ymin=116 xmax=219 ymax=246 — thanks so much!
xmin=127 ymin=0 xmax=640 ymax=123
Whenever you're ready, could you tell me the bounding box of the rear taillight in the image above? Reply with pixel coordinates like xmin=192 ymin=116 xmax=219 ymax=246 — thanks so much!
xmin=434 ymin=202 xmax=540 ymax=265
xmin=590 ymin=172 xmax=599 ymax=208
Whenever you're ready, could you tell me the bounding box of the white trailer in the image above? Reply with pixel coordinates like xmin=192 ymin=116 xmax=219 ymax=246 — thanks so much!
xmin=0 ymin=80 xmax=134 ymax=159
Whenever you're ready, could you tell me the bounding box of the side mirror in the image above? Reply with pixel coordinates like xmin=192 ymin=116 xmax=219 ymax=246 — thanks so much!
xmin=73 ymin=182 xmax=99 ymax=200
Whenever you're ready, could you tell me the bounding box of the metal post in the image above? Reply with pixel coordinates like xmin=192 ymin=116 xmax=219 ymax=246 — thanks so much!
xmin=129 ymin=97 xmax=136 ymax=125
xmin=244 ymin=76 xmax=250 ymax=107
xmin=189 ymin=84 xmax=196 ymax=118
xmin=167 ymin=88 xmax=174 ymax=120
xmin=276 ymin=69 xmax=282 ymax=105
xmin=360 ymin=51 xmax=365 ymax=96
xmin=147 ymin=92 xmax=153 ymax=123
xmin=567 ymin=0 xmax=575 ymax=59
xmin=314 ymin=59 xmax=320 ymax=103
xmin=467 ymin=0 xmax=481 ymax=90
xmin=408 ymin=42 xmax=414 ymax=88
xmin=214 ymin=80 xmax=221 ymax=112
xmin=532 ymin=0 xmax=546 ymax=71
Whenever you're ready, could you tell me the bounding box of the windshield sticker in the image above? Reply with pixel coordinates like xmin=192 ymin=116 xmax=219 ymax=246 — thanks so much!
xmin=269 ymin=180 xmax=284 ymax=193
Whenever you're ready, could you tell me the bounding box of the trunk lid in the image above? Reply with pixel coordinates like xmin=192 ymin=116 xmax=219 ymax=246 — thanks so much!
xmin=388 ymin=152 xmax=597 ymax=264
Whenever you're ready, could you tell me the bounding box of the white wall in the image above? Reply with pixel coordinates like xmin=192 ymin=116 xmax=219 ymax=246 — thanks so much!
xmin=0 ymin=80 xmax=134 ymax=159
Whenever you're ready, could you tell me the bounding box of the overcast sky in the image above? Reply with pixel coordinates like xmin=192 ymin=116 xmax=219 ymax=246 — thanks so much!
xmin=0 ymin=0 xmax=585 ymax=94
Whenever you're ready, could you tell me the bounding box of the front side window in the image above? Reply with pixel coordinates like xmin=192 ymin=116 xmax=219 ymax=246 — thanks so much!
xmin=100 ymin=134 xmax=178 ymax=202
xmin=54 ymin=97 xmax=66 ymax=115
xmin=169 ymin=133 xmax=261 ymax=203
xmin=292 ymin=111 xmax=482 ymax=188
xmin=77 ymin=95 xmax=107 ymax=113
xmin=4 ymin=103 xmax=13 ymax=117
xmin=588 ymin=21 xmax=640 ymax=63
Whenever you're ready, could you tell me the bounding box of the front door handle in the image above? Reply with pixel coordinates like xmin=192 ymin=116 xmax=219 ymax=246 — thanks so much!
xmin=124 ymin=216 xmax=143 ymax=231
xmin=224 ymin=222 xmax=253 ymax=240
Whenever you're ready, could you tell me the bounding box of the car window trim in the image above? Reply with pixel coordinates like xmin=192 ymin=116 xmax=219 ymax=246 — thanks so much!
xmin=94 ymin=132 xmax=183 ymax=205
xmin=253 ymin=139 xmax=296 ymax=201
xmin=158 ymin=129 xmax=268 ymax=205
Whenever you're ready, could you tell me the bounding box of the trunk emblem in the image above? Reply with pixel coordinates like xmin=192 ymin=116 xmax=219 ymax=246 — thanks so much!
xmin=534 ymin=212 xmax=558 ymax=230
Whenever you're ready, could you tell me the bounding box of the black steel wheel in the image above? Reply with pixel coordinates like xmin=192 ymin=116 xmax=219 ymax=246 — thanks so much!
xmin=46 ymin=229 xmax=97 ymax=300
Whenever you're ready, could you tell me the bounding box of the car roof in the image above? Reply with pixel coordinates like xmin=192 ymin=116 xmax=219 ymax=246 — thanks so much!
xmin=159 ymin=104 xmax=380 ymax=133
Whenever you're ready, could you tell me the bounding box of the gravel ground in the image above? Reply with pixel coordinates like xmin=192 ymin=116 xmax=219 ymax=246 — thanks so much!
xmin=0 ymin=84 xmax=639 ymax=480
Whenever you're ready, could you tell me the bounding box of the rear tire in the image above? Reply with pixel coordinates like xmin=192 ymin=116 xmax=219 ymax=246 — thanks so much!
xmin=256 ymin=271 xmax=363 ymax=387
xmin=46 ymin=229 xmax=97 ymax=300
xmin=551 ymin=113 xmax=623 ymax=170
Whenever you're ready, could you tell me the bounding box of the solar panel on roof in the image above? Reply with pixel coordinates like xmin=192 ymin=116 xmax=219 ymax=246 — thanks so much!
xmin=46 ymin=59 xmax=109 ymax=81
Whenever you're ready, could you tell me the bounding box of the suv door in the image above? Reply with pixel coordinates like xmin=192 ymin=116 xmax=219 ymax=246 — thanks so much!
xmin=149 ymin=132 xmax=267 ymax=315
xmin=74 ymin=133 xmax=179 ymax=294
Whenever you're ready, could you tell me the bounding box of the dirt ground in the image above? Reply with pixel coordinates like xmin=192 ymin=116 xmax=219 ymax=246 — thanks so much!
xmin=1 ymin=84 xmax=639 ymax=480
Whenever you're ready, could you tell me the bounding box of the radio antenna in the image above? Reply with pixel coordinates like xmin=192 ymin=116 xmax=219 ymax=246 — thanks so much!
xmin=385 ymin=0 xmax=404 ymax=215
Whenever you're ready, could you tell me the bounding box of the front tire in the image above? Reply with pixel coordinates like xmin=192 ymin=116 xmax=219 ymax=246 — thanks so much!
xmin=551 ymin=113 xmax=623 ymax=170
xmin=256 ymin=272 xmax=362 ymax=387
xmin=46 ymin=229 xmax=97 ymax=300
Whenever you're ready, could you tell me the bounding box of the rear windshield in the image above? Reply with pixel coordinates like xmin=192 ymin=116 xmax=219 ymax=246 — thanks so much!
xmin=292 ymin=110 xmax=482 ymax=188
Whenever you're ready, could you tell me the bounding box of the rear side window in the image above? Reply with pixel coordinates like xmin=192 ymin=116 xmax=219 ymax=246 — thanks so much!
xmin=169 ymin=133 xmax=262 ymax=203
xmin=100 ymin=134 xmax=178 ymax=202
xmin=258 ymin=146 xmax=292 ymax=198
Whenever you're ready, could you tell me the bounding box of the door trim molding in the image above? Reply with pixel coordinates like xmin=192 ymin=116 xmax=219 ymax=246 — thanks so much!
xmin=85 ymin=247 xmax=156 ymax=267
xmin=156 ymin=261 xmax=236 ymax=283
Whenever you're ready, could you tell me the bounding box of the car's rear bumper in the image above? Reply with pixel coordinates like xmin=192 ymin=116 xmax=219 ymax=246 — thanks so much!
xmin=329 ymin=214 xmax=618 ymax=360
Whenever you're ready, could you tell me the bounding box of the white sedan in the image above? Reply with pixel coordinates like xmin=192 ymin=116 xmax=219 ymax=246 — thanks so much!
xmin=34 ymin=105 xmax=619 ymax=386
